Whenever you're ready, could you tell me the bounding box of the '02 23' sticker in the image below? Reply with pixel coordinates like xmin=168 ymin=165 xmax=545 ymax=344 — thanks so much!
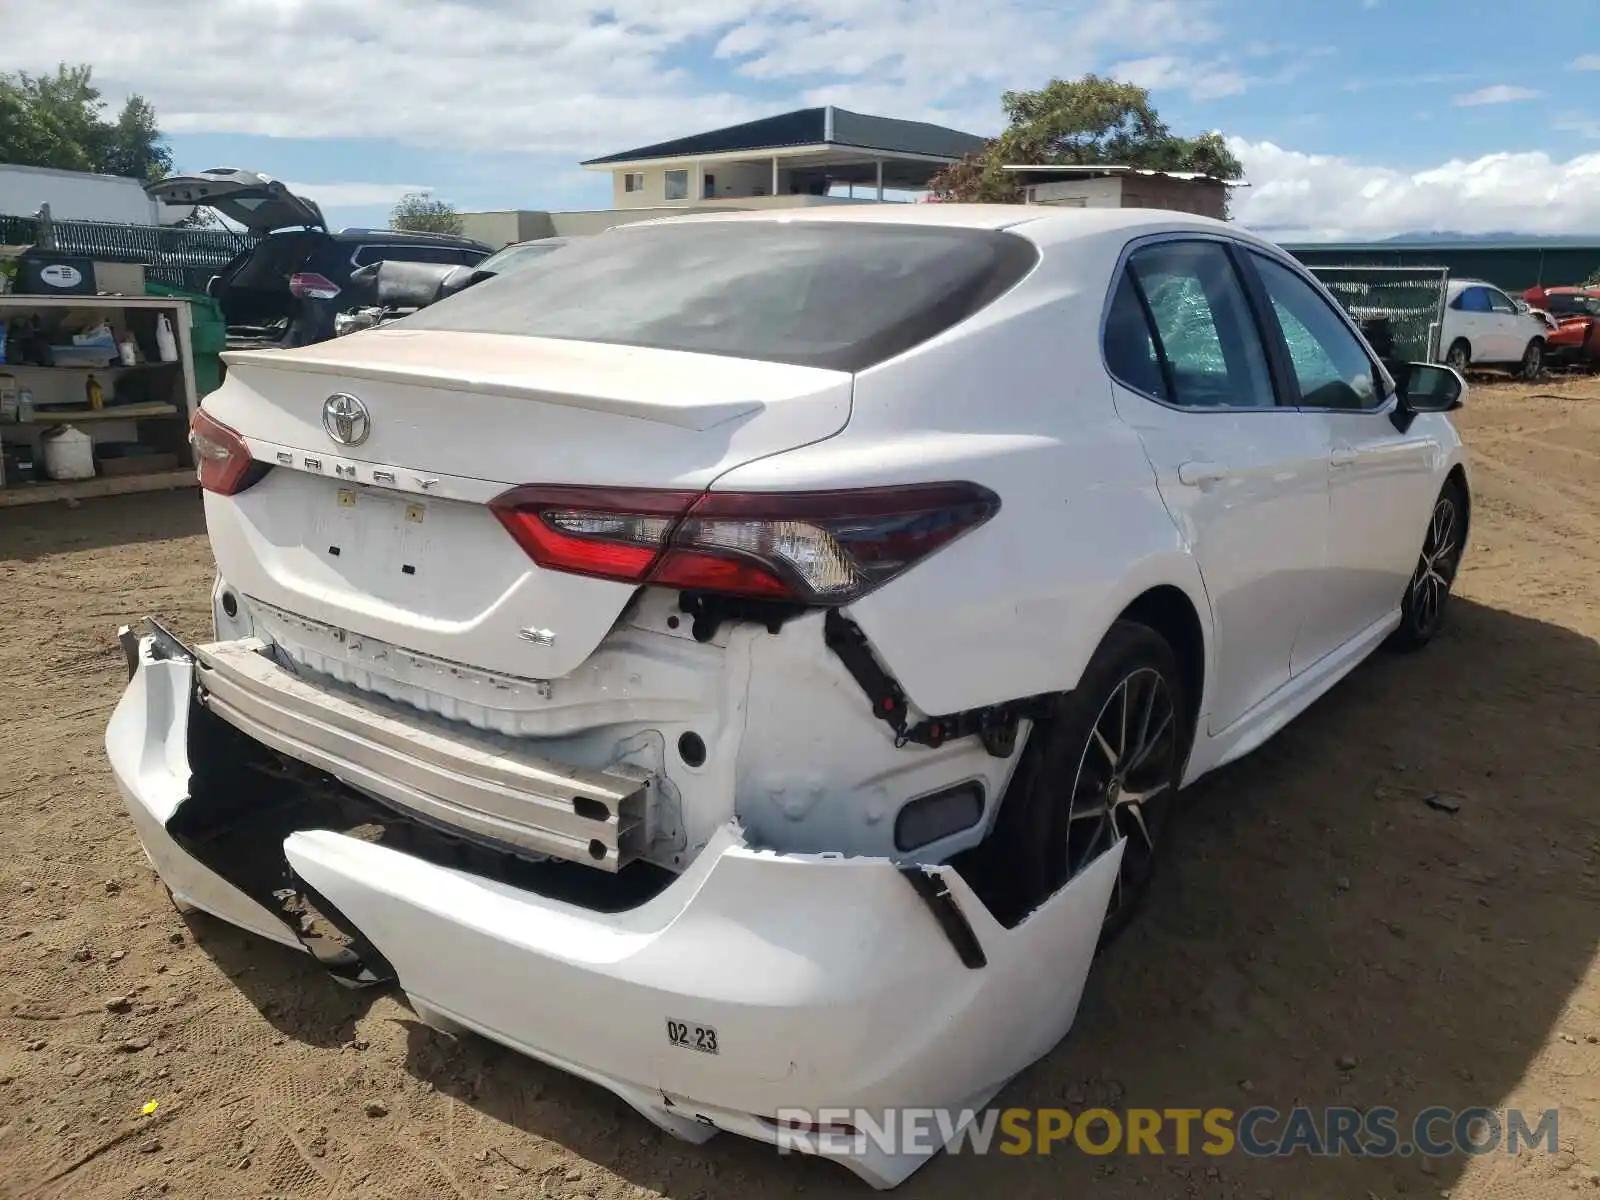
xmin=666 ymin=1018 xmax=719 ymax=1054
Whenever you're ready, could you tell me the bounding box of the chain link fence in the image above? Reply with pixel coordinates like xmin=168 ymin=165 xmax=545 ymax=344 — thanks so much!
xmin=0 ymin=213 xmax=257 ymax=293
xmin=1306 ymin=265 xmax=1450 ymax=364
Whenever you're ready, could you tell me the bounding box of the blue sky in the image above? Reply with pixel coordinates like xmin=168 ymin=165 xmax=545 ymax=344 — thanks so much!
xmin=5 ymin=0 xmax=1599 ymax=239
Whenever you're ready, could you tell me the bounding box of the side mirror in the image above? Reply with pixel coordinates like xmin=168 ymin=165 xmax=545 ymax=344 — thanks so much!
xmin=1389 ymin=361 xmax=1464 ymax=432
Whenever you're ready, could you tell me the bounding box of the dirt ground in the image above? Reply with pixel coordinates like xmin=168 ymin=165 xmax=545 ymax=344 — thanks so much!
xmin=1 ymin=377 xmax=1597 ymax=1200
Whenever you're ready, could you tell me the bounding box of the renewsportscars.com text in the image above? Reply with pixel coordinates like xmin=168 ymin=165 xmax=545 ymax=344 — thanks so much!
xmin=771 ymin=1105 xmax=1559 ymax=1159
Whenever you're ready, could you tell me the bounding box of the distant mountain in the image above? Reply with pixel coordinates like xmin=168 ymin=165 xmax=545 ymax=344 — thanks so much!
xmin=1382 ymin=231 xmax=1600 ymax=245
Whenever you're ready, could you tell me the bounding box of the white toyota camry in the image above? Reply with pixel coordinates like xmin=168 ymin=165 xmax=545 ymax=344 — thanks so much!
xmin=107 ymin=204 xmax=1470 ymax=1189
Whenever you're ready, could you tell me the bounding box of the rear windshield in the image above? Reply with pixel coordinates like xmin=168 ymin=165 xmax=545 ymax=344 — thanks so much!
xmin=396 ymin=221 xmax=1039 ymax=371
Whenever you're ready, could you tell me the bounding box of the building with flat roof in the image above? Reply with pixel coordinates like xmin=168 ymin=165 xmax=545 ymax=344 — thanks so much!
xmin=459 ymin=106 xmax=990 ymax=248
xmin=1004 ymin=164 xmax=1242 ymax=221
xmin=582 ymin=106 xmax=987 ymax=209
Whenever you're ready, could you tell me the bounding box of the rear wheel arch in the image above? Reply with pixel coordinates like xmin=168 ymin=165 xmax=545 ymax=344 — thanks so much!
xmin=964 ymin=608 xmax=1197 ymax=934
xmin=1115 ymin=585 xmax=1206 ymax=746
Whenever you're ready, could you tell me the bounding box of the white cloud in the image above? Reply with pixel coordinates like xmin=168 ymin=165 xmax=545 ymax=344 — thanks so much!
xmin=1231 ymin=139 xmax=1600 ymax=240
xmin=7 ymin=0 xmax=1593 ymax=240
xmin=1555 ymin=111 xmax=1600 ymax=139
xmin=1569 ymin=54 xmax=1600 ymax=71
xmin=283 ymin=181 xmax=432 ymax=207
xmin=0 ymin=0 xmax=1228 ymax=158
xmin=1342 ymin=71 xmax=1479 ymax=94
xmin=1453 ymin=84 xmax=1540 ymax=107
xmin=1109 ymin=55 xmax=1250 ymax=100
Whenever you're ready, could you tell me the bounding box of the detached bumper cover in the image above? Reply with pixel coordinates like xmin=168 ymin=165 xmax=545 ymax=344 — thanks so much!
xmin=105 ymin=625 xmax=1120 ymax=1190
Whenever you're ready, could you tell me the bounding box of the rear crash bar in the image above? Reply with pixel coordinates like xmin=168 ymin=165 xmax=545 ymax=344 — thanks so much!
xmin=186 ymin=631 xmax=649 ymax=871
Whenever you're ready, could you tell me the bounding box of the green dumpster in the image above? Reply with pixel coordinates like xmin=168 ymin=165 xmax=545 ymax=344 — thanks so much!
xmin=143 ymin=282 xmax=228 ymax=398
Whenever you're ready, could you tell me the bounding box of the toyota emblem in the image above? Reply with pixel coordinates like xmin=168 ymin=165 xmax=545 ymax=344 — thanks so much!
xmin=322 ymin=392 xmax=371 ymax=446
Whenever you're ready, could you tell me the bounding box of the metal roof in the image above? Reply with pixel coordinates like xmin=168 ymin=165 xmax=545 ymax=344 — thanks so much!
xmin=1002 ymin=164 xmax=1247 ymax=186
xmin=581 ymin=106 xmax=988 ymax=166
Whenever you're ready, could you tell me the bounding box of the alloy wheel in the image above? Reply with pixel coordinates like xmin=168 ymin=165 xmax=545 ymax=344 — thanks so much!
xmin=1446 ymin=344 xmax=1469 ymax=372
xmin=1062 ymin=666 xmax=1179 ymax=919
xmin=1522 ymin=341 xmax=1544 ymax=379
xmin=1410 ymin=493 xmax=1462 ymax=635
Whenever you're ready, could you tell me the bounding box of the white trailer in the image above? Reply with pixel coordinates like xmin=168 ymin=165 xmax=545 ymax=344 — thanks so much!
xmin=0 ymin=164 xmax=191 ymax=226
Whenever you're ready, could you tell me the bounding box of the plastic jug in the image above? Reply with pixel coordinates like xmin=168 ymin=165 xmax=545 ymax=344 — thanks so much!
xmin=155 ymin=314 xmax=178 ymax=363
xmin=41 ymin=424 xmax=95 ymax=481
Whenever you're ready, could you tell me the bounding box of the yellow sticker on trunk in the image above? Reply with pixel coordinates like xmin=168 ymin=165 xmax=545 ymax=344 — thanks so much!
xmin=337 ymin=488 xmax=356 ymax=508
xmin=405 ymin=504 xmax=425 ymax=524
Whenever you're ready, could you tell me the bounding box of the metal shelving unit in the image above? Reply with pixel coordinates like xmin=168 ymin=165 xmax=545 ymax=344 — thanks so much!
xmin=0 ymin=294 xmax=199 ymax=507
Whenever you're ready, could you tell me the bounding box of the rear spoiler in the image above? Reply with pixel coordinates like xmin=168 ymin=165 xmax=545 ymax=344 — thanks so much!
xmin=217 ymin=333 xmax=786 ymax=431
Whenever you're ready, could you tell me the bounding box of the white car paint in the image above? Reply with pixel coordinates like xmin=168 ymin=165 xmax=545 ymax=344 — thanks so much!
xmin=106 ymin=203 xmax=1470 ymax=1189
xmin=1438 ymin=277 xmax=1548 ymax=370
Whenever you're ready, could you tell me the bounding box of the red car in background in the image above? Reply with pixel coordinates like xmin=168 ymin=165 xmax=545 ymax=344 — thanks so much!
xmin=1523 ymin=286 xmax=1600 ymax=367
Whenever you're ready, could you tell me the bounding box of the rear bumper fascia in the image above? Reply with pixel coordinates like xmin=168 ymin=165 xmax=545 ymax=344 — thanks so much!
xmin=106 ymin=623 xmax=1120 ymax=1190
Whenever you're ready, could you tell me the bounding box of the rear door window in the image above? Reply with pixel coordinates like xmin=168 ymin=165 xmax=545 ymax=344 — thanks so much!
xmin=1103 ymin=270 xmax=1169 ymax=401
xmin=396 ymin=222 xmax=1040 ymax=371
xmin=1121 ymin=240 xmax=1278 ymax=409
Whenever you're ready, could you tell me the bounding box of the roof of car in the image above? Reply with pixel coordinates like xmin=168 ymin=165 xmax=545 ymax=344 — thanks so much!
xmin=328 ymin=227 xmax=491 ymax=249
xmin=618 ymin=202 xmax=1245 ymax=240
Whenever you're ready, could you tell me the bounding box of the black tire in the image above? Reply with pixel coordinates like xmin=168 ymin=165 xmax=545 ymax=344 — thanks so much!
xmin=980 ymin=620 xmax=1191 ymax=942
xmin=1444 ymin=339 xmax=1470 ymax=373
xmin=1386 ymin=480 xmax=1467 ymax=652
xmin=1520 ymin=338 xmax=1545 ymax=380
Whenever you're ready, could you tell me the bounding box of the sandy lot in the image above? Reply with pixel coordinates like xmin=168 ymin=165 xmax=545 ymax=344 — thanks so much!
xmin=1 ymin=378 xmax=1597 ymax=1200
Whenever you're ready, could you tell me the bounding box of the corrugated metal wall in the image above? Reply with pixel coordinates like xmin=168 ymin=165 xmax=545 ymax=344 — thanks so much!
xmin=1284 ymin=245 xmax=1600 ymax=293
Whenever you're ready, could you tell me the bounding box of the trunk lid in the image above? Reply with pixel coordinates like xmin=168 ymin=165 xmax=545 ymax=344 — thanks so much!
xmin=147 ymin=168 xmax=326 ymax=233
xmin=203 ymin=327 xmax=853 ymax=681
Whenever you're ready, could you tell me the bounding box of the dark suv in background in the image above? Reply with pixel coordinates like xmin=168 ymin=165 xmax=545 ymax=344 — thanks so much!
xmin=148 ymin=169 xmax=491 ymax=348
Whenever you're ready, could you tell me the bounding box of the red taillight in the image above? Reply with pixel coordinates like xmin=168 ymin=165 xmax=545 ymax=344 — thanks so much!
xmin=189 ymin=408 xmax=266 ymax=495
xmin=488 ymin=482 xmax=1000 ymax=604
xmin=289 ymin=272 xmax=341 ymax=300
xmin=489 ymin=487 xmax=699 ymax=583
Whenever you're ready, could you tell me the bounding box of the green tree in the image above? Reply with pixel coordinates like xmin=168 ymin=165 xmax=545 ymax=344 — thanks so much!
xmin=0 ymin=63 xmax=173 ymax=183
xmin=928 ymin=75 xmax=1245 ymax=215
xmin=390 ymin=191 xmax=464 ymax=236
xmin=174 ymin=206 xmax=221 ymax=228
xmin=98 ymin=95 xmax=174 ymax=182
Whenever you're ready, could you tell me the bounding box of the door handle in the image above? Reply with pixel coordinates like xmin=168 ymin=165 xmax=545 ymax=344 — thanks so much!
xmin=1329 ymin=449 xmax=1358 ymax=468
xmin=1177 ymin=461 xmax=1228 ymax=486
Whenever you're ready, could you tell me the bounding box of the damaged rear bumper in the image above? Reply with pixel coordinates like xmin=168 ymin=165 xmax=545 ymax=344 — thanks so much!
xmin=105 ymin=622 xmax=1120 ymax=1190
